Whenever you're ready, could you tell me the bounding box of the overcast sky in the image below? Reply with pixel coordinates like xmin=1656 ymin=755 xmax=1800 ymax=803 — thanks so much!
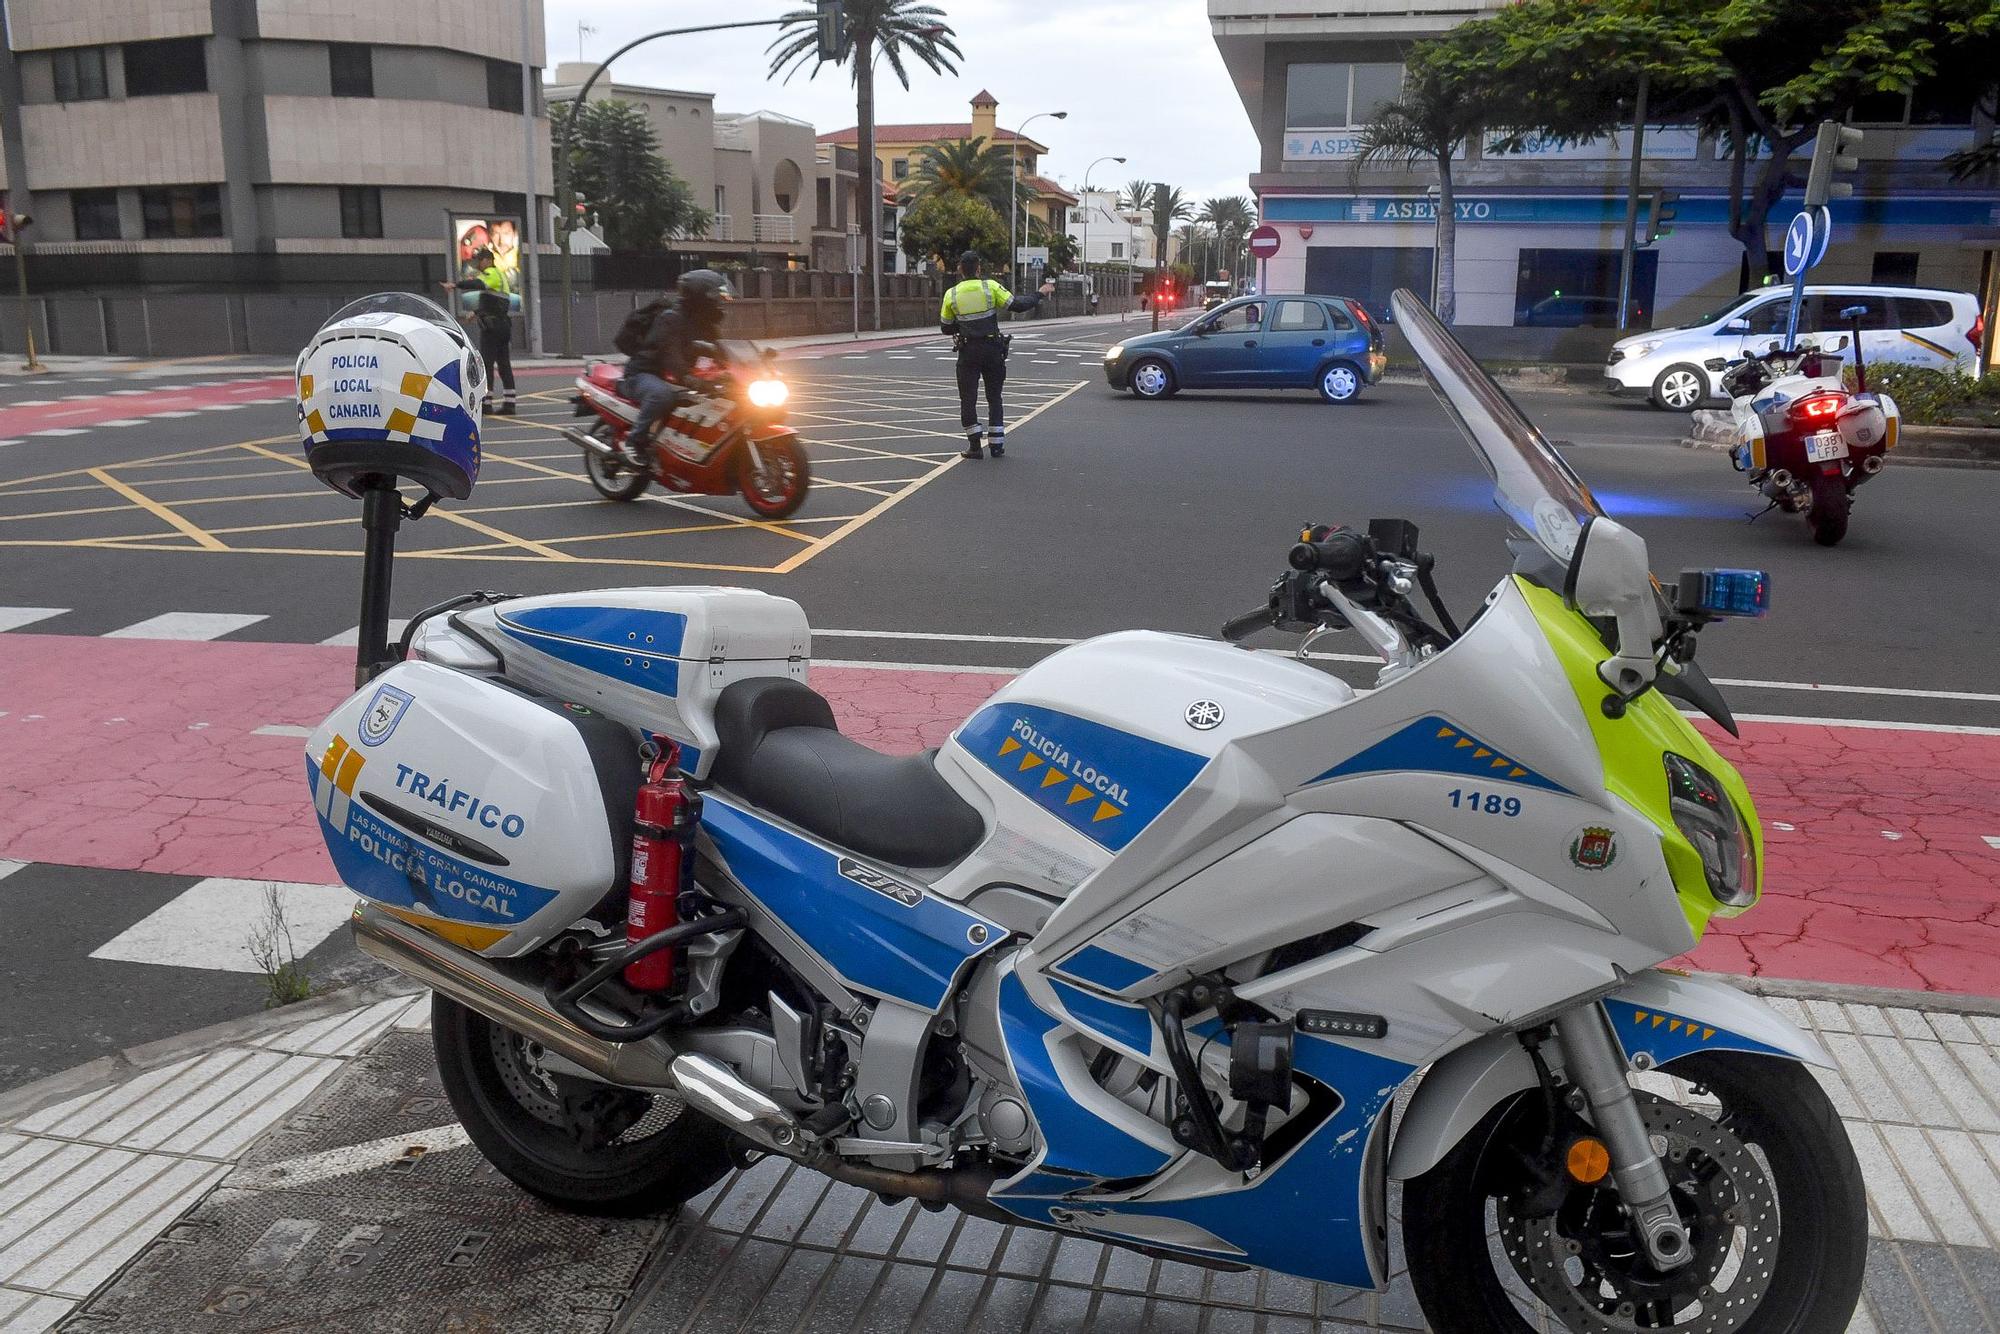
xmin=541 ymin=0 xmax=1259 ymax=203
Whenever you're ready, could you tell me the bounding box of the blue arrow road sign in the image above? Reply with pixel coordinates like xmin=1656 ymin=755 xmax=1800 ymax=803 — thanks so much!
xmin=1783 ymin=211 xmax=1817 ymax=278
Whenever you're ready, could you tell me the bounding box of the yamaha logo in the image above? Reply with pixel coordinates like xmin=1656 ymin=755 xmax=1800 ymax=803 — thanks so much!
xmin=1184 ymin=700 xmax=1225 ymax=731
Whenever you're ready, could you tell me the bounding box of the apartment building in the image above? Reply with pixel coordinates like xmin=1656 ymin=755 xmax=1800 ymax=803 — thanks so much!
xmin=1209 ymin=0 xmax=2000 ymax=336
xmin=0 ymin=0 xmax=552 ymax=290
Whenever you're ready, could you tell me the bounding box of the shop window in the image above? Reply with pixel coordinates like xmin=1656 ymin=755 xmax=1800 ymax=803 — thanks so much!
xmin=53 ymin=47 xmax=110 ymax=103
xmin=71 ymin=189 xmax=121 ymax=240
xmin=1851 ymin=89 xmax=1908 ymax=124
xmin=340 ymin=186 xmax=383 ymax=239
xmin=124 ymin=38 xmax=208 ymax=97
xmin=486 ymin=58 xmax=524 ymax=113
xmin=1910 ymin=82 xmax=1976 ymax=125
xmin=140 ymin=184 xmax=223 ymax=238
xmin=329 ymin=44 xmax=373 ymax=98
xmin=1871 ymin=252 xmax=1920 ymax=286
xmin=1285 ymin=62 xmax=1403 ymax=128
xmin=1514 ymin=248 xmax=1656 ymax=327
xmin=1306 ymin=245 xmax=1432 ymax=324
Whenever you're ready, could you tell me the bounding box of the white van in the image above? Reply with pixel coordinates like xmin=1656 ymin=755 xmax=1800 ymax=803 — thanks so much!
xmin=1604 ymin=284 xmax=1983 ymax=410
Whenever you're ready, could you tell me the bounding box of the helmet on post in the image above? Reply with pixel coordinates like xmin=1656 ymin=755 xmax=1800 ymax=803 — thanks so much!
xmin=296 ymin=292 xmax=485 ymax=501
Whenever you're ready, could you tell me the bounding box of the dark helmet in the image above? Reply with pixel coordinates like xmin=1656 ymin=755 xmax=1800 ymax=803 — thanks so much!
xmin=958 ymin=250 xmax=982 ymax=276
xmin=677 ymin=268 xmax=734 ymax=313
xmin=472 ymin=247 xmax=494 ymax=267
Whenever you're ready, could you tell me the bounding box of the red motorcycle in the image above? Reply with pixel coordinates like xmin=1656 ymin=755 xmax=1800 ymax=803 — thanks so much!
xmin=560 ymin=349 xmax=810 ymax=519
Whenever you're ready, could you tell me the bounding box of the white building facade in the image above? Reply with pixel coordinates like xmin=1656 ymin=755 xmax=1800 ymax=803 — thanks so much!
xmin=1209 ymin=0 xmax=2000 ymax=343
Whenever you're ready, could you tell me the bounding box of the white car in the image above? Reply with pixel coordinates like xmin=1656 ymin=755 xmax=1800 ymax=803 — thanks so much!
xmin=1604 ymin=284 xmax=1984 ymax=410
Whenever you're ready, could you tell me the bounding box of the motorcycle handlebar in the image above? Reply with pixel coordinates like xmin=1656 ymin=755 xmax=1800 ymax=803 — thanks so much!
xmin=1288 ymin=529 xmax=1370 ymax=580
xmin=1221 ymin=606 xmax=1275 ymax=642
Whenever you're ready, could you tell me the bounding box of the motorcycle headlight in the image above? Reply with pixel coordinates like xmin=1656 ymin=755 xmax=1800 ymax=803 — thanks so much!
xmin=1663 ymin=753 xmax=1755 ymax=907
xmin=747 ymin=378 xmax=789 ymax=409
xmin=1104 ymin=345 xmax=1125 ymax=361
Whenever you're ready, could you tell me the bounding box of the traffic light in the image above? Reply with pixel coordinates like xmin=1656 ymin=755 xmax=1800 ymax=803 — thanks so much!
xmin=1803 ymin=121 xmax=1863 ymax=208
xmin=814 ymin=0 xmax=847 ymax=63
xmin=1643 ymin=190 xmax=1679 ymax=245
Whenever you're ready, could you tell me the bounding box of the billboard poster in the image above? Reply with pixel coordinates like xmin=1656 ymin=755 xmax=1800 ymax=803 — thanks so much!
xmin=449 ymin=214 xmax=523 ymax=315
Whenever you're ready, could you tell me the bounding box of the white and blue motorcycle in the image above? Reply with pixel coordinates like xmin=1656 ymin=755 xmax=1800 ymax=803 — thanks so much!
xmin=299 ymin=289 xmax=1864 ymax=1333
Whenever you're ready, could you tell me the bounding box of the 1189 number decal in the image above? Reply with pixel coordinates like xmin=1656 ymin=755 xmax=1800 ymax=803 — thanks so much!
xmin=1448 ymin=789 xmax=1521 ymax=817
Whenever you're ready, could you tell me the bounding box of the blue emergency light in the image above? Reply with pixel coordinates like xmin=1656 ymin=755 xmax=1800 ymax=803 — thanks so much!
xmin=1677 ymin=568 xmax=1771 ymax=618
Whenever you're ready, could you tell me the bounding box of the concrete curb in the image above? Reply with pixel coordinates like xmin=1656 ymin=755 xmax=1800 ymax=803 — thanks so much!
xmin=0 ymin=974 xmax=424 ymax=1127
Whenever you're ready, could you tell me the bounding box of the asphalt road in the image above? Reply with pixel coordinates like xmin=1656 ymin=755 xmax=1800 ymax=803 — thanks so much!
xmin=2 ymin=326 xmax=1993 ymax=727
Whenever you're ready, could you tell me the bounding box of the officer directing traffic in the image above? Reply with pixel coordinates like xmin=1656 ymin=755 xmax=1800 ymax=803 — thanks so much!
xmin=939 ymin=251 xmax=1052 ymax=459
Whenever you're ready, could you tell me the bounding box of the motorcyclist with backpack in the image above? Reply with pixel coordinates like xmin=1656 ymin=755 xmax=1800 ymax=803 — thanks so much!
xmin=616 ymin=269 xmax=734 ymax=446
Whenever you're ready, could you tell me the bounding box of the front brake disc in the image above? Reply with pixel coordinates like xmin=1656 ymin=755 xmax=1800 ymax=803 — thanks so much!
xmin=1496 ymin=1091 xmax=1779 ymax=1333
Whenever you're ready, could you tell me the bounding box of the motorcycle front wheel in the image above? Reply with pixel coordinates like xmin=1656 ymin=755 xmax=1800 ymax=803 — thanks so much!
xmin=431 ymin=994 xmax=734 ymax=1216
xmin=584 ymin=423 xmax=651 ymax=501
xmin=1402 ymin=1051 xmax=1865 ymax=1334
xmin=737 ymin=435 xmax=810 ymax=519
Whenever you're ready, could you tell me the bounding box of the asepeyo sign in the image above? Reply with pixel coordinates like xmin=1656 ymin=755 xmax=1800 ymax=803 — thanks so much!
xmin=1284 ymin=131 xmax=1367 ymax=161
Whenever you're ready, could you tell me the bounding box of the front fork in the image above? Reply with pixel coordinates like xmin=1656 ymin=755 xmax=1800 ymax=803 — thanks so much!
xmin=1555 ymin=1003 xmax=1693 ymax=1271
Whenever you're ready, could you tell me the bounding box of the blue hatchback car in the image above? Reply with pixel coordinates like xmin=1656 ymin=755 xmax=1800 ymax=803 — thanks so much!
xmin=1103 ymin=294 xmax=1386 ymax=403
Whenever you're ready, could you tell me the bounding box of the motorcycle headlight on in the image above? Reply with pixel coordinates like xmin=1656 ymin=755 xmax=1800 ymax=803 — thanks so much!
xmin=747 ymin=377 xmax=789 ymax=409
xmin=1663 ymin=753 xmax=1755 ymax=907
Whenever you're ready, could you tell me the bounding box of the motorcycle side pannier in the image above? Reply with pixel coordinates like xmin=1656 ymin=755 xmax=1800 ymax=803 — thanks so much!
xmin=307 ymin=661 xmax=639 ymax=957
xmin=457 ymin=588 xmax=811 ymax=779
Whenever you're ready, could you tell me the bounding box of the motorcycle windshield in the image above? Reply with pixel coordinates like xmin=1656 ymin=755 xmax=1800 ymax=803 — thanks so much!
xmin=1390 ymin=289 xmax=1604 ymax=567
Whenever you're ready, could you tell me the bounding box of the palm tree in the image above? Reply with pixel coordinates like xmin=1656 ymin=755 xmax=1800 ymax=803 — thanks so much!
xmin=1349 ymin=55 xmax=1486 ymax=322
xmin=1148 ymin=184 xmax=1192 ymax=273
xmin=1199 ymin=195 xmax=1255 ymax=288
xmin=768 ymin=2 xmax=960 ymax=326
xmin=911 ymin=135 xmax=1013 ymax=215
xmin=1121 ymin=179 xmax=1154 ymax=214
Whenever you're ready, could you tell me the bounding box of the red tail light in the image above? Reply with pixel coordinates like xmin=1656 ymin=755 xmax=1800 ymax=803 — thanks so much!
xmin=1970 ymin=313 xmax=1985 ymax=350
xmin=1347 ymin=300 xmax=1374 ymax=329
xmin=1790 ymin=392 xmax=1843 ymax=424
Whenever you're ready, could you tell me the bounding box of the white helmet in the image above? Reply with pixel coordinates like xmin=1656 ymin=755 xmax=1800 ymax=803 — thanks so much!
xmin=297 ymin=292 xmax=485 ymax=500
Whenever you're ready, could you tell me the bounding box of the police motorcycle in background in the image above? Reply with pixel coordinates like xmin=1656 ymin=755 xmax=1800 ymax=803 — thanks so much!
xmin=296 ymin=288 xmax=1864 ymax=1333
xmin=1722 ymin=305 xmax=1898 ymax=547
xmin=559 ymin=344 xmax=810 ymax=519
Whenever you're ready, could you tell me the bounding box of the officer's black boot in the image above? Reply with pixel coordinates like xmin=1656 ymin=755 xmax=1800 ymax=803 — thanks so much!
xmin=960 ymin=425 xmax=985 ymax=459
xmin=988 ymin=423 xmax=1005 ymax=458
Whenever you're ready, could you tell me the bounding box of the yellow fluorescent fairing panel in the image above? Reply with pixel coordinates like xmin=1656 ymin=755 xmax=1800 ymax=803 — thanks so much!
xmin=1518 ymin=579 xmax=1763 ymax=939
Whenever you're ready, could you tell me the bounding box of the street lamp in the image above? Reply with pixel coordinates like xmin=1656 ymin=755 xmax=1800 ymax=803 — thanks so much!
xmin=1081 ymin=154 xmax=1124 ymax=310
xmin=1009 ymin=110 xmax=1066 ymax=290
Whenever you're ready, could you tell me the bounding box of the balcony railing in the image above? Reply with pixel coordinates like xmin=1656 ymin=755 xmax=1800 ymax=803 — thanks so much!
xmin=753 ymin=213 xmax=797 ymax=243
xmin=707 ymin=214 xmax=734 ymax=241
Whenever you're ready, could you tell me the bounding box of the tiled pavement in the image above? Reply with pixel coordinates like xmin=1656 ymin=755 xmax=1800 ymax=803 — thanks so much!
xmin=4 ymin=989 xmax=1998 ymax=1332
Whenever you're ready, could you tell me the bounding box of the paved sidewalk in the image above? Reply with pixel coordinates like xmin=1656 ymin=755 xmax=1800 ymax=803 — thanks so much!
xmin=5 ymin=984 xmax=1996 ymax=1332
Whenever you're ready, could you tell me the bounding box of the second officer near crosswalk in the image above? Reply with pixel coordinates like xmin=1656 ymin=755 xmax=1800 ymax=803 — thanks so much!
xmin=939 ymin=250 xmax=1052 ymax=459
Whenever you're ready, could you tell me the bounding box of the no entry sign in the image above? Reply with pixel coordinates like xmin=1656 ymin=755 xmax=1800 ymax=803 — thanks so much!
xmin=1248 ymin=225 xmax=1281 ymax=259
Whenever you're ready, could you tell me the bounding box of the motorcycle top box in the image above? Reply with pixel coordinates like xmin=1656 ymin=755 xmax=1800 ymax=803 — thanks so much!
xmin=307 ymin=660 xmax=640 ymax=956
xmin=446 ymin=587 xmax=810 ymax=780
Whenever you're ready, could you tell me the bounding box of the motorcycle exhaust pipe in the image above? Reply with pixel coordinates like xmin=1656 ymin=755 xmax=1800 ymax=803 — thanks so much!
xmin=553 ymin=423 xmax=616 ymax=458
xmin=1861 ymin=453 xmax=1884 ymax=475
xmin=1768 ymin=468 xmax=1793 ymax=490
xmin=350 ymin=904 xmax=679 ymax=1089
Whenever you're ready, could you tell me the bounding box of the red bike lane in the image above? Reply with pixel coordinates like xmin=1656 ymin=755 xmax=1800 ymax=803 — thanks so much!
xmin=3 ymin=633 xmax=1994 ymax=997
xmin=0 ymin=377 xmax=294 ymax=438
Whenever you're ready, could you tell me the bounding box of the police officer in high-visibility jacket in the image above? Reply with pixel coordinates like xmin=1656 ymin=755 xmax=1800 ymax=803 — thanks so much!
xmin=939 ymin=251 xmax=1053 ymax=459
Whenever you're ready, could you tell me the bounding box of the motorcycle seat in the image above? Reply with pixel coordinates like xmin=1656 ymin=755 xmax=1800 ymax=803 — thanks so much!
xmin=710 ymin=678 xmax=985 ymax=869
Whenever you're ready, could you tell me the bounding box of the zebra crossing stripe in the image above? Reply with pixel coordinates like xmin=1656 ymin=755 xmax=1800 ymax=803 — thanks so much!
xmin=103 ymin=612 xmax=268 ymax=641
xmin=0 ymin=606 xmax=66 ymax=632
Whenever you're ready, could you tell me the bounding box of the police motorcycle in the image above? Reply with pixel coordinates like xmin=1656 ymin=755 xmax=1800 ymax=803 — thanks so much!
xmin=1721 ymin=305 xmax=1897 ymax=547
xmin=298 ymin=288 xmax=1863 ymax=1334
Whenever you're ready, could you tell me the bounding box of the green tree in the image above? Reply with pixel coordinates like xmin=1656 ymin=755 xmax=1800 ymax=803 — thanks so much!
xmin=553 ymin=99 xmax=711 ymax=251
xmin=1349 ymin=38 xmax=1497 ymax=322
xmin=1464 ymin=0 xmax=2000 ymax=287
xmin=899 ymin=193 xmax=1009 ymax=271
xmin=1120 ymin=179 xmax=1154 ymax=213
xmin=1147 ymin=184 xmax=1193 ymax=282
xmin=769 ymin=1 xmax=960 ymax=318
xmin=911 ymin=135 xmax=1013 ymax=213
xmin=1047 ymin=231 xmax=1079 ymax=272
xmin=1199 ymin=195 xmax=1256 ymax=284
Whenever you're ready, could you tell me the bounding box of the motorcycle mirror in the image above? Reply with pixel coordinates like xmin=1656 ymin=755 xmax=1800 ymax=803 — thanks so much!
xmin=1563 ymin=516 xmax=1664 ymax=702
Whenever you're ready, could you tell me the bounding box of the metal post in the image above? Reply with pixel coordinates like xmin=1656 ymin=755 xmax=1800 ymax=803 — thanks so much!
xmin=518 ymin=0 xmax=543 ymax=357
xmin=13 ymin=242 xmax=44 ymax=372
xmin=355 ymin=479 xmax=403 ymax=687
xmin=1616 ymin=72 xmax=1649 ymax=331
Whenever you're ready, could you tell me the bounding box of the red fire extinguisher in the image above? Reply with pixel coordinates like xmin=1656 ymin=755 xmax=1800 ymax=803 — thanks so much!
xmin=625 ymin=740 xmax=698 ymax=992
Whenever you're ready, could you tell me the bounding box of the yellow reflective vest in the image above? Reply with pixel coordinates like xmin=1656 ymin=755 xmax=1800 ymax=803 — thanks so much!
xmin=940 ymin=278 xmax=1013 ymax=338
